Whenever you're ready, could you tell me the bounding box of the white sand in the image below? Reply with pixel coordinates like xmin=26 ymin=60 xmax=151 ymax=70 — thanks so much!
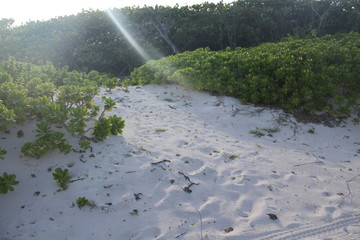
xmin=1 ymin=84 xmax=360 ymax=240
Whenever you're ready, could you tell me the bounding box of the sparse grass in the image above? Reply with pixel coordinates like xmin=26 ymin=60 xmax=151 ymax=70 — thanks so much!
xmin=249 ymin=129 xmax=266 ymax=138
xmin=308 ymin=127 xmax=315 ymax=134
xmin=76 ymin=197 xmax=96 ymax=209
xmin=250 ymin=127 xmax=280 ymax=137
xmin=164 ymin=98 xmax=174 ymax=102
xmin=138 ymin=146 xmax=150 ymax=153
xmin=154 ymin=128 xmax=167 ymax=133
xmin=222 ymin=153 xmax=239 ymax=160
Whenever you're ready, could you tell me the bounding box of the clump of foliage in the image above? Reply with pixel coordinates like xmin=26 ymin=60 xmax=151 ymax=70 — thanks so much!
xmin=129 ymin=32 xmax=360 ymax=122
xmin=0 ymin=59 xmax=125 ymax=159
xmin=93 ymin=96 xmax=125 ymax=140
xmin=21 ymin=122 xmax=72 ymax=158
xmin=0 ymin=172 xmax=19 ymax=194
xmin=52 ymin=167 xmax=71 ymax=190
xmin=76 ymin=197 xmax=96 ymax=209
xmin=0 ymin=149 xmax=19 ymax=194
xmin=0 ymin=148 xmax=6 ymax=159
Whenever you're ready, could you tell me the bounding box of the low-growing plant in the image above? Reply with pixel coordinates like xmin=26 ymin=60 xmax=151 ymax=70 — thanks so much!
xmin=93 ymin=118 xmax=112 ymax=140
xmin=250 ymin=127 xmax=280 ymax=137
xmin=130 ymin=33 xmax=360 ymax=122
xmin=249 ymin=129 xmax=266 ymax=138
xmin=80 ymin=140 xmax=91 ymax=151
xmin=109 ymin=115 xmax=125 ymax=135
xmin=76 ymin=197 xmax=96 ymax=209
xmin=0 ymin=172 xmax=19 ymax=194
xmin=222 ymin=153 xmax=239 ymax=160
xmin=155 ymin=128 xmax=166 ymax=132
xmin=103 ymin=77 xmax=118 ymax=92
xmin=0 ymin=59 xmax=126 ymax=159
xmin=308 ymin=127 xmax=315 ymax=134
xmin=52 ymin=167 xmax=71 ymax=190
xmin=21 ymin=122 xmax=71 ymax=158
xmin=0 ymin=148 xmax=7 ymax=159
xmin=21 ymin=140 xmax=51 ymax=159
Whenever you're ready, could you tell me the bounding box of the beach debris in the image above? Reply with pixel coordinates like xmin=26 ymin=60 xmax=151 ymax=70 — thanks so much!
xmin=17 ymin=130 xmax=24 ymax=137
xmin=150 ymin=159 xmax=171 ymax=170
xmin=224 ymin=227 xmax=234 ymax=233
xmin=129 ymin=209 xmax=138 ymax=216
xmin=150 ymin=159 xmax=171 ymax=165
xmin=267 ymin=213 xmax=278 ymax=220
xmin=178 ymin=171 xmax=199 ymax=193
xmin=175 ymin=232 xmax=187 ymax=238
xmin=134 ymin=193 xmax=142 ymax=201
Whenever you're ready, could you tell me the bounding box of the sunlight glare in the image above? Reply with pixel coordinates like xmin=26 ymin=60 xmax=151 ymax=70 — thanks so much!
xmin=106 ymin=9 xmax=152 ymax=62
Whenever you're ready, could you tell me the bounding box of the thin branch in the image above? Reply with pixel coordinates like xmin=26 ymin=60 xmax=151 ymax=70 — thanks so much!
xmin=178 ymin=171 xmax=199 ymax=193
xmin=69 ymin=177 xmax=86 ymax=183
xmin=345 ymin=174 xmax=360 ymax=200
xmin=150 ymin=159 xmax=171 ymax=165
xmin=294 ymin=154 xmax=323 ymax=167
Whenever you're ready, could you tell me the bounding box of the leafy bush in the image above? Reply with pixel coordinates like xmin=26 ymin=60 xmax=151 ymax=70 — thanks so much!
xmin=52 ymin=167 xmax=71 ymax=190
xmin=93 ymin=97 xmax=125 ymax=140
xmin=76 ymin=197 xmax=96 ymax=209
xmin=109 ymin=115 xmax=125 ymax=135
xmin=0 ymin=59 xmax=126 ymax=158
xmin=0 ymin=101 xmax=16 ymax=130
xmin=0 ymin=148 xmax=6 ymax=159
xmin=93 ymin=118 xmax=112 ymax=141
xmin=21 ymin=122 xmax=71 ymax=158
xmin=129 ymin=32 xmax=360 ymax=121
xmin=0 ymin=172 xmax=19 ymax=194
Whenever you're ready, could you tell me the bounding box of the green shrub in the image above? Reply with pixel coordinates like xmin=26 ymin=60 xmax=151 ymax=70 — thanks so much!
xmin=0 ymin=172 xmax=19 ymax=194
xmin=21 ymin=122 xmax=71 ymax=158
xmin=76 ymin=197 xmax=96 ymax=209
xmin=52 ymin=168 xmax=71 ymax=190
xmin=130 ymin=32 xmax=360 ymax=120
xmin=93 ymin=118 xmax=111 ymax=141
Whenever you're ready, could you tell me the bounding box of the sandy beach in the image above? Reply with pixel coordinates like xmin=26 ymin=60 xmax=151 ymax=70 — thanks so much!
xmin=1 ymin=84 xmax=360 ymax=240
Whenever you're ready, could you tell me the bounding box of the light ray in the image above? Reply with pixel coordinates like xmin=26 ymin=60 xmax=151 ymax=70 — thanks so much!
xmin=106 ymin=9 xmax=151 ymax=62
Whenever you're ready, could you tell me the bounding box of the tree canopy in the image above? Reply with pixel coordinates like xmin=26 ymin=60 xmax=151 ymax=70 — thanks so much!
xmin=1 ymin=0 xmax=359 ymax=76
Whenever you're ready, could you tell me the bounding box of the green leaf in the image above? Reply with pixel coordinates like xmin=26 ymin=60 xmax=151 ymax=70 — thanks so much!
xmin=0 ymin=148 xmax=7 ymax=160
xmin=109 ymin=115 xmax=125 ymax=135
xmin=0 ymin=172 xmax=19 ymax=194
xmin=52 ymin=168 xmax=70 ymax=190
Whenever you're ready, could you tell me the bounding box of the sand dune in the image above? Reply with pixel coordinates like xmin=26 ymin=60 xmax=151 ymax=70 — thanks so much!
xmin=1 ymin=84 xmax=360 ymax=239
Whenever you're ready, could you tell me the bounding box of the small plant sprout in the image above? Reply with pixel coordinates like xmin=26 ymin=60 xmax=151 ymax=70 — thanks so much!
xmin=52 ymin=167 xmax=71 ymax=190
xmin=76 ymin=197 xmax=96 ymax=209
xmin=154 ymin=128 xmax=166 ymax=133
xmin=223 ymin=153 xmax=239 ymax=160
xmin=138 ymin=146 xmax=149 ymax=152
xmin=0 ymin=148 xmax=7 ymax=159
xmin=308 ymin=127 xmax=315 ymax=134
xmin=0 ymin=172 xmax=19 ymax=194
xmin=249 ymin=129 xmax=265 ymax=138
xmin=80 ymin=140 xmax=91 ymax=151
xmin=250 ymin=127 xmax=280 ymax=137
xmin=164 ymin=98 xmax=174 ymax=102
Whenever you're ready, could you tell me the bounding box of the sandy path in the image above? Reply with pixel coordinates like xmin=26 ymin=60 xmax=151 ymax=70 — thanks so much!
xmin=1 ymin=84 xmax=359 ymax=239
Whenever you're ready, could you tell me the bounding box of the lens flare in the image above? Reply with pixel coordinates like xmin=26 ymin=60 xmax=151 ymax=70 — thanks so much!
xmin=106 ymin=9 xmax=151 ymax=62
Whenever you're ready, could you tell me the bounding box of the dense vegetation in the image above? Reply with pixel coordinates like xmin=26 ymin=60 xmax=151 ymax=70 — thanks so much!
xmin=1 ymin=0 xmax=359 ymax=76
xmin=1 ymin=0 xmax=360 ymax=194
xmin=0 ymin=59 xmax=125 ymax=144
xmin=0 ymin=60 xmax=125 ymax=193
xmin=129 ymin=33 xmax=360 ymax=121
